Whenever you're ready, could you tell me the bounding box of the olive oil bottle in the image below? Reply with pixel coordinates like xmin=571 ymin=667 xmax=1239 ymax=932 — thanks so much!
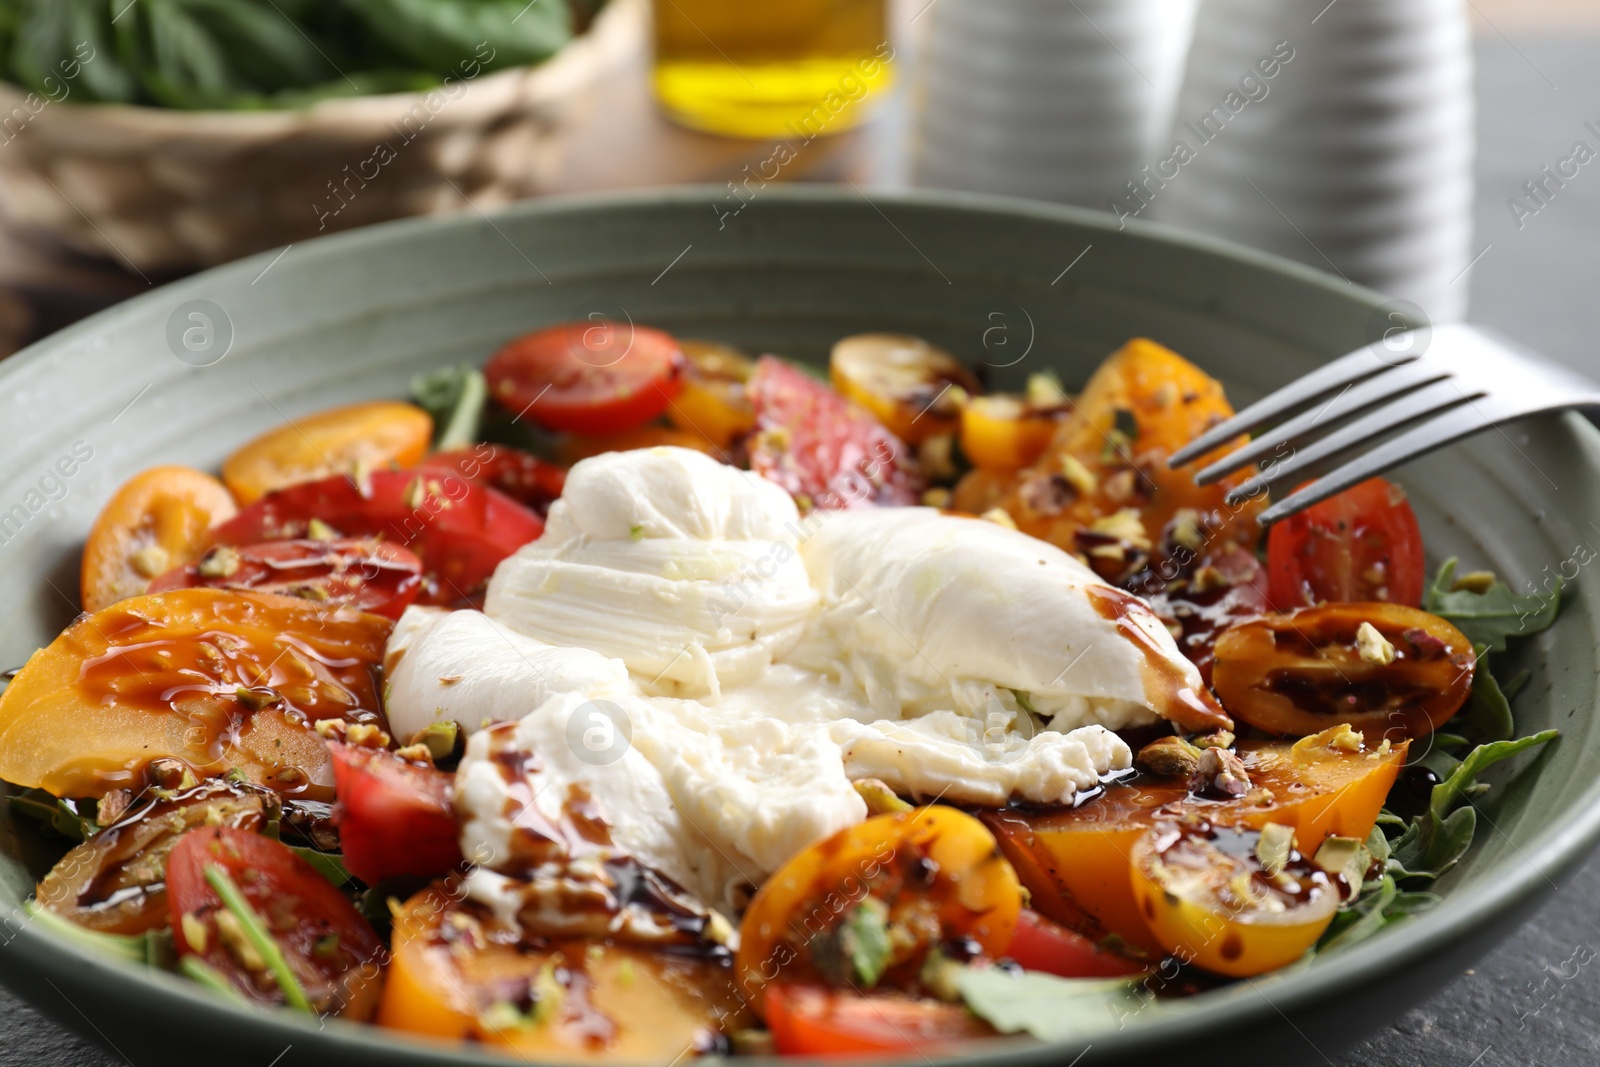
xmin=652 ymin=0 xmax=894 ymax=138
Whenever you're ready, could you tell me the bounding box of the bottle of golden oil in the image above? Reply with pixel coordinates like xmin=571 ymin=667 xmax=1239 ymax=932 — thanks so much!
xmin=651 ymin=0 xmax=894 ymax=138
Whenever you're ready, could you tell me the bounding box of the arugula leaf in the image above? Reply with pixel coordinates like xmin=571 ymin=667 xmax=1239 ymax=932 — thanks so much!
xmin=7 ymin=788 xmax=94 ymax=841
xmin=810 ymin=899 xmax=892 ymax=988
xmin=1422 ymin=558 xmax=1561 ymax=652
xmin=412 ymin=365 xmax=487 ymax=452
xmin=290 ymin=845 xmax=352 ymax=888
xmin=953 ymin=969 xmax=1146 ymax=1042
xmin=335 ymin=0 xmax=571 ymax=73
xmin=1458 ymin=646 xmax=1515 ymax=743
xmin=23 ymin=900 xmax=159 ymax=964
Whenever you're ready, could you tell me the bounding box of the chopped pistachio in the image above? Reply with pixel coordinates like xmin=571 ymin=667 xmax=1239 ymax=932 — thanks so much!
xmin=197 ymin=545 xmax=242 ymax=579
xmin=345 ymin=723 xmax=390 ymax=748
xmin=1323 ymin=724 xmax=1365 ymax=754
xmin=181 ymin=913 xmax=210 ymax=954
xmin=1190 ymin=565 xmax=1228 ymax=593
xmin=1190 ymin=729 xmax=1236 ymax=751
xmin=1102 ymin=468 xmax=1139 ymax=504
xmin=918 ymin=434 xmax=958 ymax=482
xmin=1189 ymin=746 xmax=1251 ymax=798
xmin=854 ymin=778 xmax=913 ymax=816
xmin=730 ymin=1030 xmax=777 ymax=1057
xmin=213 ymin=909 xmax=267 ymax=973
xmin=1169 ymin=509 xmax=1205 ymax=552
xmin=1355 ymin=622 xmax=1396 ymax=665
xmin=921 ymin=487 xmax=953 ymax=509
xmin=980 ymin=507 xmax=1017 ymax=530
xmin=393 ymin=743 xmax=433 ymax=764
xmin=1451 ymin=570 xmax=1498 ymax=594
xmin=1136 ymin=735 xmax=1202 ymax=778
xmin=1088 ymin=508 xmax=1151 ymax=550
xmin=919 ymin=951 xmax=965 ymax=1003
xmin=1255 ymin=823 xmax=1296 ymax=876
xmin=532 ymin=961 xmax=566 ymax=1025
xmin=235 ymin=686 xmax=284 ymax=712
xmin=1152 ymin=382 xmax=1178 ymax=410
xmin=403 ymin=476 xmax=425 ymax=510
xmin=705 ymin=909 xmax=736 ymax=947
xmin=1312 ymin=835 xmax=1369 ymax=887
xmin=410 ymin=720 xmax=461 ymax=761
xmin=313 ymin=718 xmax=348 ymax=741
xmin=129 ymin=544 xmax=171 ymax=580
xmin=1026 ymin=371 xmax=1067 ymax=407
xmin=1058 ymin=454 xmax=1098 ymax=498
xmin=312 ymin=934 xmax=340 ymax=960
xmin=628 ymin=524 xmax=645 ymax=542
xmin=306 ymin=518 xmax=338 ymax=542
xmin=617 ymin=956 xmax=636 ymax=986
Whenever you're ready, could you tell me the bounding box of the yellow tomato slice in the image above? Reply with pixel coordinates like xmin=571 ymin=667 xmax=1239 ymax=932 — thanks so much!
xmin=984 ymin=726 xmax=1404 ymax=952
xmin=666 ymin=340 xmax=756 ymax=449
xmin=736 ymin=807 xmax=1021 ymax=1014
xmin=379 ymin=885 xmax=748 ymax=1060
xmin=959 ymin=395 xmax=1059 ymax=472
xmin=221 ymin=401 xmax=432 ymax=505
xmin=0 ymin=588 xmax=389 ymax=800
xmin=830 ymin=334 xmax=980 ymax=445
xmin=80 ymin=466 xmax=237 ymax=612
xmin=1129 ymin=820 xmax=1339 ymax=977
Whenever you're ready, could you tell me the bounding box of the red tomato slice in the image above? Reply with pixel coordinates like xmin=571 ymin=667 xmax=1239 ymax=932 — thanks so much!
xmin=420 ymin=445 xmax=567 ymax=516
xmin=328 ymin=742 xmax=462 ymax=886
xmin=747 ymin=357 xmax=921 ymax=511
xmin=146 ymin=538 xmax=423 ymax=620
xmin=210 ymin=469 xmax=543 ymax=605
xmin=167 ymin=826 xmax=384 ymax=1017
xmin=485 ymin=321 xmax=686 ymax=435
xmin=1004 ymin=910 xmax=1148 ymax=980
xmin=1267 ymin=477 xmax=1425 ymax=609
xmin=764 ymin=985 xmax=992 ymax=1056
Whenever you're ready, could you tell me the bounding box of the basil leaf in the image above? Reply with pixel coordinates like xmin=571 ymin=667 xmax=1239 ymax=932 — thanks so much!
xmin=1422 ymin=558 xmax=1561 ymax=652
xmin=336 ymin=0 xmax=571 ymax=73
xmin=954 ymin=968 xmax=1145 ymax=1042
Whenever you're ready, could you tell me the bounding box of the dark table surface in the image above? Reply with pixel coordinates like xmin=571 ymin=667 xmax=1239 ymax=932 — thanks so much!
xmin=4 ymin=29 xmax=1600 ymax=1067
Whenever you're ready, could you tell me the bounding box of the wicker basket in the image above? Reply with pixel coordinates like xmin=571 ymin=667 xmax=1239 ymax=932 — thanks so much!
xmin=0 ymin=0 xmax=636 ymax=274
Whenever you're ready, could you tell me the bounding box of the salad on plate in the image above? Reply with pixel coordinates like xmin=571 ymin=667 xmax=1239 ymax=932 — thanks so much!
xmin=0 ymin=321 xmax=1562 ymax=1059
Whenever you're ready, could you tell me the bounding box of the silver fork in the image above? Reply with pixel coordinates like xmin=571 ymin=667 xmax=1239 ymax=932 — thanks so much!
xmin=1166 ymin=323 xmax=1600 ymax=524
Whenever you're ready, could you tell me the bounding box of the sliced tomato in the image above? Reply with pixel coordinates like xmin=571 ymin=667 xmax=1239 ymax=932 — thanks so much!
xmin=1211 ymin=602 xmax=1474 ymax=741
xmin=168 ymin=826 xmax=384 ymax=1017
xmin=1005 ymin=910 xmax=1147 ymax=979
xmin=1129 ymin=819 xmax=1338 ymax=977
xmin=747 ymin=356 xmax=921 ymax=511
xmin=765 ymin=985 xmax=992 ymax=1056
xmin=147 ymin=538 xmax=423 ymax=620
xmin=667 ymin=340 xmax=757 ymax=449
xmin=1138 ymin=544 xmax=1272 ymax=686
xmin=222 ymin=401 xmax=432 ymax=506
xmin=210 ymin=469 xmax=543 ymax=604
xmin=1267 ymin=477 xmax=1425 ymax=609
xmin=829 ymin=333 xmax=980 ymax=445
xmin=328 ymin=742 xmax=461 ymax=886
xmin=419 ymin=445 xmax=566 ymax=516
xmin=81 ymin=466 xmax=238 ymax=612
xmin=554 ymin=424 xmax=723 ymax=466
xmin=485 ymin=321 xmax=686 ymax=435
xmin=0 ymin=588 xmax=389 ymax=801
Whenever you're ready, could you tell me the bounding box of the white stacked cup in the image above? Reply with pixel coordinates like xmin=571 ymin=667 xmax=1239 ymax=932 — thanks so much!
xmin=910 ymin=0 xmax=1200 ymax=207
xmin=1149 ymin=0 xmax=1475 ymax=323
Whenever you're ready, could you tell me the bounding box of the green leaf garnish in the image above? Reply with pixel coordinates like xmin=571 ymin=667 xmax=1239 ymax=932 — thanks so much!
xmin=180 ymin=956 xmax=250 ymax=1004
xmin=204 ymin=864 xmax=313 ymax=1012
xmin=290 ymin=846 xmax=352 ymax=888
xmin=1422 ymin=559 xmax=1561 ymax=652
xmin=811 ymin=899 xmax=893 ymax=988
xmin=953 ymin=968 xmax=1145 ymax=1042
xmin=23 ymin=900 xmax=152 ymax=963
xmin=411 ymin=364 xmax=487 ymax=452
xmin=7 ymin=789 xmax=95 ymax=841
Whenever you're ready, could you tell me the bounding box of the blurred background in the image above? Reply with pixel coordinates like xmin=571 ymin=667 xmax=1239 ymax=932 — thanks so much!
xmin=0 ymin=0 xmax=1591 ymax=383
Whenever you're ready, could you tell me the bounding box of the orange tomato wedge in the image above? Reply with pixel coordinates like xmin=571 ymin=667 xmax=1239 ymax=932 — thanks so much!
xmin=984 ymin=727 xmax=1405 ymax=952
xmin=221 ymin=401 xmax=432 ymax=505
xmin=0 ymin=588 xmax=389 ymax=800
xmin=80 ymin=466 xmax=237 ymax=612
xmin=959 ymin=395 xmax=1059 ymax=472
xmin=380 ymin=885 xmax=747 ymax=1058
xmin=666 ymin=340 xmax=756 ymax=450
xmin=736 ymin=807 xmax=1021 ymax=1013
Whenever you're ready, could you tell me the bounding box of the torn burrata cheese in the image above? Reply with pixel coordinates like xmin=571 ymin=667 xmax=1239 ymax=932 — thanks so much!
xmin=388 ymin=447 xmax=1223 ymax=914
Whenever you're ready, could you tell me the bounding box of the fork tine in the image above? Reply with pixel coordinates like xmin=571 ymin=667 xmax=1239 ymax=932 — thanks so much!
xmin=1257 ymin=402 xmax=1504 ymax=524
xmin=1224 ymin=379 xmax=1479 ymax=504
xmin=1167 ymin=342 xmax=1423 ymax=468
xmin=1192 ymin=358 xmax=1451 ymax=485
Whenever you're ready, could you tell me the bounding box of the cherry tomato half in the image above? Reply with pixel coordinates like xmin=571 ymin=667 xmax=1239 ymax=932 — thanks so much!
xmin=1267 ymin=477 xmax=1425 ymax=609
xmin=485 ymin=321 xmax=686 ymax=435
xmin=1129 ymin=819 xmax=1338 ymax=978
xmin=147 ymin=538 xmax=423 ymax=620
xmin=80 ymin=466 xmax=238 ymax=612
xmin=665 ymin=339 xmax=756 ymax=450
xmin=168 ymin=826 xmax=384 ymax=1017
xmin=1211 ymin=602 xmax=1474 ymax=742
xmin=765 ymin=985 xmax=993 ymax=1056
xmin=329 ymin=742 xmax=461 ymax=886
xmin=211 ymin=469 xmax=543 ymax=605
xmin=419 ymin=445 xmax=566 ymax=517
xmin=747 ymin=356 xmax=921 ymax=511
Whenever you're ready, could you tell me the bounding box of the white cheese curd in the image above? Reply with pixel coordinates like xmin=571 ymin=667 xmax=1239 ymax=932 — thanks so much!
xmin=485 ymin=447 xmax=819 ymax=696
xmin=385 ymin=447 xmax=1221 ymax=917
xmin=792 ymin=506 xmax=1213 ymax=732
xmin=382 ymin=605 xmax=632 ymax=743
